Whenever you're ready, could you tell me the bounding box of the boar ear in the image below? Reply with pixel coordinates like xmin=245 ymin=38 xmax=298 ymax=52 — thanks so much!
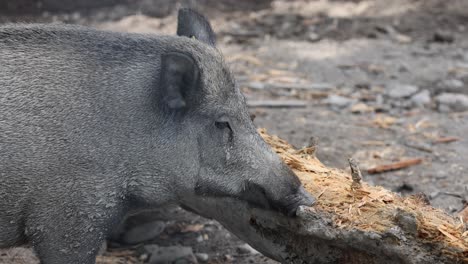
xmin=160 ymin=52 xmax=199 ymax=110
xmin=177 ymin=8 xmax=216 ymax=46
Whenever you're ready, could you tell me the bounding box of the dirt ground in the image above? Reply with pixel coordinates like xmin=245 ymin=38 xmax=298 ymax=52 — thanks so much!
xmin=1 ymin=0 xmax=467 ymax=263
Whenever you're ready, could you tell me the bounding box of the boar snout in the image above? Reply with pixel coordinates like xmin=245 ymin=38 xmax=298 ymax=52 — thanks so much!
xmin=277 ymin=185 xmax=316 ymax=216
xmin=242 ymin=181 xmax=316 ymax=217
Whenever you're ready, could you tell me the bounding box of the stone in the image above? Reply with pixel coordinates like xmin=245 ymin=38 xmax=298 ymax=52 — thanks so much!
xmin=120 ymin=220 xmax=166 ymax=245
xmin=236 ymin=244 xmax=260 ymax=255
xmin=307 ymin=32 xmax=321 ymax=42
xmin=436 ymin=79 xmax=465 ymax=93
xmin=224 ymin=254 xmax=234 ymax=262
xmin=435 ymin=93 xmax=468 ymax=112
xmin=325 ymin=95 xmax=355 ymax=108
xmin=433 ymin=31 xmax=455 ymax=43
xmin=195 ymin=253 xmax=209 ymax=262
xmin=410 ymin=89 xmax=431 ymax=106
xmin=144 ymin=245 xmax=197 ymax=264
xmin=386 ymin=84 xmax=419 ymax=98
xmin=247 ymin=82 xmax=266 ymax=90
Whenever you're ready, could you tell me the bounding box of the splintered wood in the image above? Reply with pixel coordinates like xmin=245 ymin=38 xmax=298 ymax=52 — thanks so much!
xmin=259 ymin=129 xmax=468 ymax=263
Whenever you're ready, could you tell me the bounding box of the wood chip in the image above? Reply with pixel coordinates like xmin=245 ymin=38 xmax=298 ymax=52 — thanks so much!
xmin=317 ymin=188 xmax=327 ymax=199
xmin=180 ymin=224 xmax=204 ymax=233
xmin=438 ymin=225 xmax=461 ymax=242
xmin=459 ymin=206 xmax=468 ymax=223
xmin=367 ymin=158 xmax=423 ymax=174
xmin=372 ymin=115 xmax=397 ymax=129
xmin=350 ymin=103 xmax=374 ymax=113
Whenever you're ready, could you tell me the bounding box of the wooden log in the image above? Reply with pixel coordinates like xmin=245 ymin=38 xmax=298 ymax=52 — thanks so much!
xmin=187 ymin=130 xmax=468 ymax=264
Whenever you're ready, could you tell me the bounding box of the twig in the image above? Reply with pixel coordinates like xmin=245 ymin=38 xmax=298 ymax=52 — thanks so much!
xmin=404 ymin=141 xmax=433 ymax=153
xmin=367 ymin=158 xmax=423 ymax=174
xmin=433 ymin=137 xmax=460 ymax=144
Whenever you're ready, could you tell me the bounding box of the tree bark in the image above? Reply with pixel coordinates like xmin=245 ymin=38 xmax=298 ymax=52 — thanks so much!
xmin=188 ymin=130 xmax=468 ymax=264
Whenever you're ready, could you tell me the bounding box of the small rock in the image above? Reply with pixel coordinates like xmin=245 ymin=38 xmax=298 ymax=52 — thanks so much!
xmin=395 ymin=33 xmax=412 ymax=44
xmin=195 ymin=253 xmax=209 ymax=262
xmin=247 ymin=82 xmax=265 ymax=90
xmin=433 ymin=31 xmax=455 ymax=43
xmin=390 ymin=100 xmax=414 ymax=109
xmin=224 ymin=254 xmax=234 ymax=262
xmin=386 ymin=84 xmax=419 ymax=98
xmin=325 ymin=95 xmax=356 ymax=108
xmin=144 ymin=245 xmax=197 ymax=264
xmin=375 ymin=94 xmax=384 ymax=105
xmin=236 ymin=244 xmax=260 ymax=255
xmin=307 ymin=32 xmax=321 ymax=42
xmin=121 ymin=220 xmax=166 ymax=245
xmin=435 ymin=93 xmax=468 ymax=112
xmin=436 ymin=79 xmax=465 ymax=93
xmin=139 ymin=253 xmax=149 ymax=262
xmin=410 ymin=89 xmax=431 ymax=106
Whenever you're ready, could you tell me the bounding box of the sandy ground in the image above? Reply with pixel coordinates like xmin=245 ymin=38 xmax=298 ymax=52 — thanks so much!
xmin=1 ymin=0 xmax=467 ymax=263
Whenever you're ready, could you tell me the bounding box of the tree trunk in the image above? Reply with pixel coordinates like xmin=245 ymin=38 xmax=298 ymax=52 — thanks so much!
xmin=188 ymin=130 xmax=468 ymax=264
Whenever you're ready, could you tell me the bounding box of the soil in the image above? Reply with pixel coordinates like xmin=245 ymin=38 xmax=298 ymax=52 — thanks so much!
xmin=1 ymin=0 xmax=467 ymax=263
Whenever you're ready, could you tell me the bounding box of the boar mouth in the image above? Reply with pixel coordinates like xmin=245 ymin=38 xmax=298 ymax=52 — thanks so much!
xmin=195 ymin=181 xmax=315 ymax=217
xmin=240 ymin=183 xmax=316 ymax=217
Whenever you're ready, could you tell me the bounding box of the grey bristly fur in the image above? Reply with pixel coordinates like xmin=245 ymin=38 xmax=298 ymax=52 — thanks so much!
xmin=0 ymin=9 xmax=314 ymax=264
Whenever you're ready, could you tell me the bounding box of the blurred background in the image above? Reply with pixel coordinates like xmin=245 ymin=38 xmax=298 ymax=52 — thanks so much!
xmin=1 ymin=0 xmax=467 ymax=263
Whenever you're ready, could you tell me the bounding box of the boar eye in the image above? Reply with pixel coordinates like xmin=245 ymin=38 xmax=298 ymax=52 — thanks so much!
xmin=215 ymin=121 xmax=231 ymax=131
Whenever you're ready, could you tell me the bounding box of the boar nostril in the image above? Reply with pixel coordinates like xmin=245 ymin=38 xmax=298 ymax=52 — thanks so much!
xmin=297 ymin=186 xmax=316 ymax=207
